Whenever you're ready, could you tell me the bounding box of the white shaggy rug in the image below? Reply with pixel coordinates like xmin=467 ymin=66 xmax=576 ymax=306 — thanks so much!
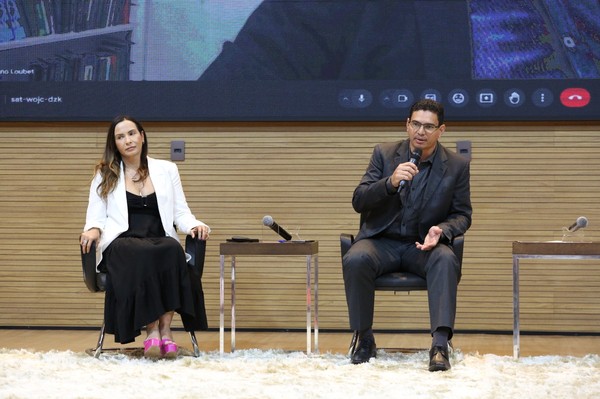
xmin=1 ymin=348 xmax=600 ymax=398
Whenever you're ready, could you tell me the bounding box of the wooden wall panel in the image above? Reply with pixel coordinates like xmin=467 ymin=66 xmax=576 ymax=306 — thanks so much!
xmin=0 ymin=122 xmax=599 ymax=335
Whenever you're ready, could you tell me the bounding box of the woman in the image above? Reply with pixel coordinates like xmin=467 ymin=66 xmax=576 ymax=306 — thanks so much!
xmin=80 ymin=116 xmax=210 ymax=359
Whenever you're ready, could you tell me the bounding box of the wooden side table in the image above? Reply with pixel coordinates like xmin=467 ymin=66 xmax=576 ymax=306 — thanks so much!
xmin=219 ymin=241 xmax=319 ymax=354
xmin=512 ymin=241 xmax=600 ymax=358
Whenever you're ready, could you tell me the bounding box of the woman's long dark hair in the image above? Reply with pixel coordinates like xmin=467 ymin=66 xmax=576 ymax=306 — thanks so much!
xmin=94 ymin=115 xmax=149 ymax=199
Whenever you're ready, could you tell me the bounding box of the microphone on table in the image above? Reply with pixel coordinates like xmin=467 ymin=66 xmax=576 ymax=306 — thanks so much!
xmin=567 ymin=216 xmax=588 ymax=233
xmin=262 ymin=215 xmax=293 ymax=241
xmin=399 ymin=148 xmax=423 ymax=191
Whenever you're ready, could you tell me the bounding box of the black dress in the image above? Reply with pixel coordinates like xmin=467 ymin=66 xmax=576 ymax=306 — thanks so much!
xmin=102 ymin=191 xmax=199 ymax=344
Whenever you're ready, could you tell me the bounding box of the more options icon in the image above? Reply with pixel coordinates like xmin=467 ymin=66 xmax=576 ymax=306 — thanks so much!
xmin=531 ymin=88 xmax=554 ymax=107
xmin=560 ymin=88 xmax=591 ymax=108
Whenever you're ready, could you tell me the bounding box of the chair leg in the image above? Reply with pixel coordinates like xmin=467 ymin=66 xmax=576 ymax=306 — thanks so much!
xmin=89 ymin=324 xmax=200 ymax=358
xmin=347 ymin=331 xmax=359 ymax=357
xmin=189 ymin=331 xmax=200 ymax=357
xmin=91 ymin=322 xmax=106 ymax=358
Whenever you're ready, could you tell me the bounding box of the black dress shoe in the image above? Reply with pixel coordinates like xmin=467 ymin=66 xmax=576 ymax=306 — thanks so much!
xmin=428 ymin=345 xmax=451 ymax=372
xmin=351 ymin=335 xmax=377 ymax=364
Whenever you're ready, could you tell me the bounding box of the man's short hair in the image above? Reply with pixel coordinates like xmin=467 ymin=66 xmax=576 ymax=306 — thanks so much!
xmin=409 ymin=99 xmax=445 ymax=125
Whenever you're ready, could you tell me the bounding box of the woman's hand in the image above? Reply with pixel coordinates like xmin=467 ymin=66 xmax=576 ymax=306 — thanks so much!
xmin=80 ymin=228 xmax=101 ymax=254
xmin=191 ymin=225 xmax=210 ymax=240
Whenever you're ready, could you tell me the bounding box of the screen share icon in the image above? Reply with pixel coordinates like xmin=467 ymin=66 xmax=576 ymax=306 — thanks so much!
xmin=476 ymin=89 xmax=497 ymax=107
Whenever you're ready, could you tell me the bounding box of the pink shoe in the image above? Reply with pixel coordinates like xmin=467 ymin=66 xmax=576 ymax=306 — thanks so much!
xmin=160 ymin=339 xmax=178 ymax=359
xmin=143 ymin=338 xmax=161 ymax=359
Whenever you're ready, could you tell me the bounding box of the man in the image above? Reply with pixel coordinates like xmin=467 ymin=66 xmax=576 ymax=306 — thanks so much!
xmin=342 ymin=99 xmax=472 ymax=371
xmin=200 ymin=0 xmax=599 ymax=81
xmin=199 ymin=1 xmax=471 ymax=81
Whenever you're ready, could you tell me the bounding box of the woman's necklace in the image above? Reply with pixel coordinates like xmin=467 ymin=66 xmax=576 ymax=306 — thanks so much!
xmin=125 ymin=168 xmax=145 ymax=197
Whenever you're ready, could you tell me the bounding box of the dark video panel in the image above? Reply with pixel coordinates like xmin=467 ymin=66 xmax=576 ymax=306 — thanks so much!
xmin=1 ymin=0 xmax=598 ymax=122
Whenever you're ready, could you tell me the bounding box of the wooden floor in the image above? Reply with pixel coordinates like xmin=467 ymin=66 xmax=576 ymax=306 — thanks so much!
xmin=1 ymin=329 xmax=599 ymax=357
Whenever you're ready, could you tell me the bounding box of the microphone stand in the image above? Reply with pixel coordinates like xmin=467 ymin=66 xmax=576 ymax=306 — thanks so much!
xmin=561 ymin=226 xmax=587 ymax=243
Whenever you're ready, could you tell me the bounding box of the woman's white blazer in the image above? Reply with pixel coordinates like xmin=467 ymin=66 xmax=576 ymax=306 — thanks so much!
xmin=83 ymin=157 xmax=209 ymax=268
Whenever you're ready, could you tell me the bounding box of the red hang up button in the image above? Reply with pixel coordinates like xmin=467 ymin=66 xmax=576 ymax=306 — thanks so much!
xmin=560 ymin=88 xmax=591 ymax=108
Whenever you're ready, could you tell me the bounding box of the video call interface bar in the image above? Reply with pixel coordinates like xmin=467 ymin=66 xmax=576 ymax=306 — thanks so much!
xmin=339 ymin=87 xmax=590 ymax=111
xmin=0 ymin=80 xmax=598 ymax=122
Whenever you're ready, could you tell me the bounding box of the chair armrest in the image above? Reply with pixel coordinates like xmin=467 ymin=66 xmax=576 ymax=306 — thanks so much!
xmin=80 ymin=236 xmax=206 ymax=296
xmin=185 ymin=235 xmax=207 ymax=278
xmin=451 ymin=234 xmax=464 ymax=265
xmin=340 ymin=233 xmax=355 ymax=258
xmin=81 ymin=241 xmax=100 ymax=292
xmin=340 ymin=232 xmax=464 ymax=264
xmin=183 ymin=235 xmax=209 ymax=331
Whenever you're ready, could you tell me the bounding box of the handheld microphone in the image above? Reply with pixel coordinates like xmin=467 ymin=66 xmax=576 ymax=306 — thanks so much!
xmin=567 ymin=216 xmax=588 ymax=233
xmin=262 ymin=215 xmax=293 ymax=241
xmin=399 ymin=148 xmax=423 ymax=191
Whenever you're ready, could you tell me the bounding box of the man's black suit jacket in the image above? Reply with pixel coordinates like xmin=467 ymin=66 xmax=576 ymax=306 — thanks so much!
xmin=352 ymin=139 xmax=472 ymax=243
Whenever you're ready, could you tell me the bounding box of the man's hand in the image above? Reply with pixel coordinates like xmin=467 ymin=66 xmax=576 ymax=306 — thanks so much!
xmin=416 ymin=225 xmax=443 ymax=251
xmin=390 ymin=161 xmax=419 ymax=188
